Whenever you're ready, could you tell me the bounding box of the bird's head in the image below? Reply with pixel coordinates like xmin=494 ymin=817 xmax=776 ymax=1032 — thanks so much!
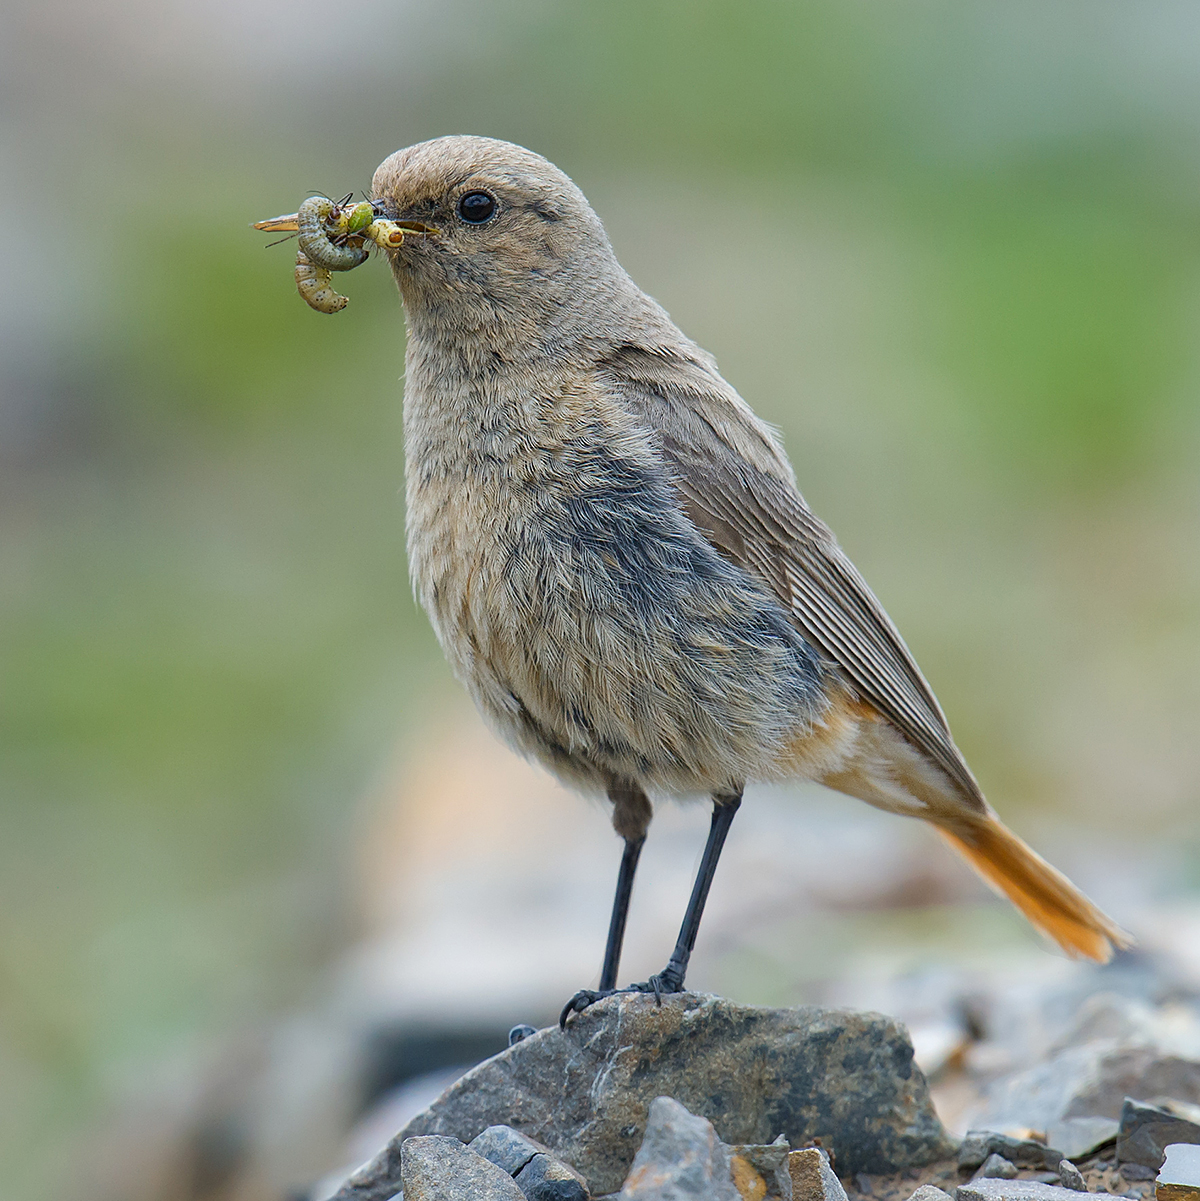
xmin=371 ymin=136 xmax=645 ymax=355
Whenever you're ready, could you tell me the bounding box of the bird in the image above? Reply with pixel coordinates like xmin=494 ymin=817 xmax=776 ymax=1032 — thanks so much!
xmin=367 ymin=135 xmax=1131 ymax=1023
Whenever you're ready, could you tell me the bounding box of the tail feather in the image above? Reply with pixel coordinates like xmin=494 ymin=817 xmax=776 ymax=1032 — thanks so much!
xmin=935 ymin=814 xmax=1133 ymax=963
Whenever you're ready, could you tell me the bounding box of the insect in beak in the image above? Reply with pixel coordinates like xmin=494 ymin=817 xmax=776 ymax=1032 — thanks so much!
xmin=252 ymin=212 xmax=300 ymax=232
xmin=254 ymin=193 xmax=441 ymax=314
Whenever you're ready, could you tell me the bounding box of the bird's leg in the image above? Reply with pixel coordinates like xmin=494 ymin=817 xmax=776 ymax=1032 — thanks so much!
xmin=599 ymin=832 xmax=645 ymax=990
xmin=635 ymin=788 xmax=742 ymax=998
xmin=559 ymin=783 xmax=652 ymax=1028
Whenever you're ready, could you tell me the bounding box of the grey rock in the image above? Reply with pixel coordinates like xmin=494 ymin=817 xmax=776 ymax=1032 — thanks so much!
xmin=1117 ymin=1099 xmax=1200 ymax=1171
xmin=470 ymin=1126 xmax=551 ymax=1176
xmin=788 ymin=1147 xmax=847 ymax=1201
xmin=956 ymin=1180 xmax=1097 ymax=1201
xmin=1119 ymin=1163 xmax=1157 ymax=1181
xmin=907 ymin=1188 xmax=953 ymax=1201
xmin=1159 ymin=1143 xmax=1200 ymax=1196
xmin=1045 ymin=1118 xmax=1119 ymax=1161
xmin=727 ymin=1137 xmax=792 ymax=1200
xmin=1057 ymin=1161 xmax=1086 ymax=1191
xmin=400 ymin=1135 xmax=525 ymax=1200
xmin=977 ymin=1155 xmax=1018 ymax=1180
xmin=395 ymin=994 xmax=951 ymax=1196
xmin=515 ymin=1153 xmax=590 ymax=1201
xmin=977 ymin=1045 xmax=1200 ymax=1133
xmin=959 ymin=1135 xmax=1063 ymax=1173
xmin=619 ymin=1096 xmax=739 ymax=1200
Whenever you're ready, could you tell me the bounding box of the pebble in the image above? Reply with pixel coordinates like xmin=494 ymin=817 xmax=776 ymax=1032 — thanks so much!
xmin=1057 ymin=1161 xmax=1085 ymax=1192
xmin=619 ymin=1096 xmax=739 ymax=1200
xmin=726 ymin=1138 xmax=792 ymax=1200
xmin=905 ymin=1188 xmax=952 ymax=1201
xmin=959 ymin=1136 xmax=1063 ymax=1174
xmin=790 ymin=1147 xmax=849 ymax=1201
xmin=470 ymin=1126 xmax=550 ymax=1177
xmin=976 ymin=1155 xmax=1018 ymax=1180
xmin=401 ymin=1135 xmax=525 ymax=1200
xmin=515 ymin=1151 xmax=590 ymax=1201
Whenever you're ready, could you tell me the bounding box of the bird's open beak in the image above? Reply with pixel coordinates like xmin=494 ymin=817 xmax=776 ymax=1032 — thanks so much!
xmin=253 ymin=211 xmax=439 ymax=237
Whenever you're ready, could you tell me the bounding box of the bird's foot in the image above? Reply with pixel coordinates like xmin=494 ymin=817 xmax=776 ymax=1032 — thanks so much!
xmin=559 ymin=965 xmax=688 ymax=1028
xmin=627 ymin=962 xmax=686 ymax=1006
xmin=559 ymin=988 xmax=626 ymax=1028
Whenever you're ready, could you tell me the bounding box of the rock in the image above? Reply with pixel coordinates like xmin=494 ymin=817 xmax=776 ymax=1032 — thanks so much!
xmin=515 ymin=1151 xmax=590 ymax=1200
xmin=956 ymin=1180 xmax=1097 ymax=1201
xmin=726 ymin=1138 xmax=792 ymax=1200
xmin=1057 ymin=1161 xmax=1085 ymax=1191
xmin=788 ymin=1148 xmax=847 ymax=1201
xmin=1117 ymin=1099 xmax=1200 ymax=1171
xmin=977 ymin=1155 xmax=1018 ymax=1180
xmin=470 ymin=1125 xmax=552 ymax=1176
xmin=1158 ymin=1143 xmax=1200 ymax=1201
xmin=393 ymin=994 xmax=951 ymax=1196
xmin=619 ymin=1096 xmax=739 ymax=1200
xmin=959 ymin=1135 xmax=1063 ymax=1173
xmin=1119 ymin=1162 xmax=1156 ymax=1180
xmin=976 ymin=1045 xmax=1200 ymax=1133
xmin=728 ymin=1154 xmax=769 ymax=1201
xmin=906 ymin=1188 xmax=952 ymax=1201
xmin=1045 ymin=1118 xmax=1119 ymax=1161
xmin=400 ymin=1135 xmax=526 ymax=1200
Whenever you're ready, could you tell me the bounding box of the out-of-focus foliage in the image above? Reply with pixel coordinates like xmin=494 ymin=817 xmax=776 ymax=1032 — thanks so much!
xmin=3 ymin=1 xmax=1200 ymax=1197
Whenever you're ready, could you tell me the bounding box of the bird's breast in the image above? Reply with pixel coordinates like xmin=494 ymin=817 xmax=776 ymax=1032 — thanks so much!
xmin=401 ymin=365 xmax=831 ymax=794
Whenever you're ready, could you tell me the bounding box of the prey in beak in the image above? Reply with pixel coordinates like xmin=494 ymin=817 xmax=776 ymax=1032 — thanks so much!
xmin=253 ymin=194 xmax=438 ymax=313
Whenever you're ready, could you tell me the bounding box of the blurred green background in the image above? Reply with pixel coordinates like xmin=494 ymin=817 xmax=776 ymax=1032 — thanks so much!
xmin=4 ymin=0 xmax=1200 ymax=1197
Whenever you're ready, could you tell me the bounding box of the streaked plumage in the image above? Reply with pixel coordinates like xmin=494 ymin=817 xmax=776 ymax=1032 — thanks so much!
xmin=371 ymin=135 xmax=1130 ymax=979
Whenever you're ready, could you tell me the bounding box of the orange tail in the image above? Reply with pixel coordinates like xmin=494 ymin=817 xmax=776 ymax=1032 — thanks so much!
xmin=935 ymin=813 xmax=1133 ymax=962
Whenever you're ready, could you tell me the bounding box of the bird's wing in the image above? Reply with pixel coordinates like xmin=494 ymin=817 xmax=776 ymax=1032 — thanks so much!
xmin=599 ymin=343 xmax=986 ymax=810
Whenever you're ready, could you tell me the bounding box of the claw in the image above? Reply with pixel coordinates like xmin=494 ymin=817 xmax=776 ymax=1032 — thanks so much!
xmin=559 ymin=989 xmax=616 ymax=1028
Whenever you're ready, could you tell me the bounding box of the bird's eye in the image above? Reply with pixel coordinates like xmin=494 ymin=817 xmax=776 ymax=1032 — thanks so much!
xmin=458 ymin=191 xmax=497 ymax=224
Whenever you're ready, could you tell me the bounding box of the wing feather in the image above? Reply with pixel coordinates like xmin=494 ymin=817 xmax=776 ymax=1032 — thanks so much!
xmin=600 ymin=343 xmax=986 ymax=810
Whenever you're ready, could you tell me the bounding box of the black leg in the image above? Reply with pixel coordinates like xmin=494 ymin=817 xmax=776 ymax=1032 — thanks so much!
xmin=643 ymin=789 xmax=742 ymax=996
xmin=561 ymin=787 xmax=744 ymax=1026
xmin=560 ymin=782 xmax=653 ymax=1028
xmin=599 ymin=835 xmax=645 ymax=990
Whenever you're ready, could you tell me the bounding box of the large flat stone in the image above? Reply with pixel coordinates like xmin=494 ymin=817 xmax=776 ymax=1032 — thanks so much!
xmin=1044 ymin=1118 xmax=1118 ymax=1161
xmin=976 ymin=1044 xmax=1200 ymax=1132
xmin=1158 ymin=1143 xmax=1200 ymax=1201
xmin=1116 ymin=1099 xmax=1200 ymax=1170
xmin=382 ymin=994 xmax=951 ymax=1197
xmin=958 ymin=1133 xmax=1063 ymax=1173
xmin=955 ymin=1179 xmax=1095 ymax=1201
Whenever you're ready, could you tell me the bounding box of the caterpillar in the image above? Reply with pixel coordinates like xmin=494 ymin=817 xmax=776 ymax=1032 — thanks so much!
xmin=297 ymin=196 xmax=369 ymax=271
xmin=255 ymin=194 xmax=437 ymax=314
xmin=294 ymin=250 xmax=349 ymax=314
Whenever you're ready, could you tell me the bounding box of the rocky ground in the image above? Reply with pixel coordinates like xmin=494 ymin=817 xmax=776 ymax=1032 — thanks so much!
xmin=308 ymin=973 xmax=1200 ymax=1201
xmin=76 ymin=722 xmax=1200 ymax=1201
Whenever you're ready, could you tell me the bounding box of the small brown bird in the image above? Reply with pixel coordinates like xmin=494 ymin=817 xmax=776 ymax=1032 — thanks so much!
xmin=368 ymin=136 xmax=1131 ymax=1022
